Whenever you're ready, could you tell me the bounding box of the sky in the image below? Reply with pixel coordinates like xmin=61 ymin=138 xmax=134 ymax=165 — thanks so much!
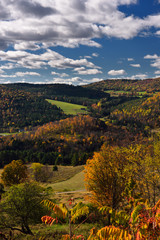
xmin=0 ymin=0 xmax=160 ymax=85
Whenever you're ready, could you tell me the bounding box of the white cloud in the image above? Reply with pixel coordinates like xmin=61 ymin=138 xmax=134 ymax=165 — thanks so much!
xmin=0 ymin=74 xmax=16 ymax=78
xmin=155 ymin=70 xmax=160 ymax=74
xmin=84 ymin=56 xmax=92 ymax=59
xmin=130 ymin=74 xmax=148 ymax=79
xmin=0 ymin=71 xmax=41 ymax=78
xmin=151 ymin=59 xmax=160 ymax=69
xmin=14 ymin=42 xmax=40 ymax=51
xmin=0 ymin=0 xmax=159 ymax=84
xmin=156 ymin=30 xmax=160 ymax=35
xmin=130 ymin=64 xmax=141 ymax=67
xmin=16 ymin=71 xmax=41 ymax=77
xmin=51 ymin=71 xmax=69 ymax=77
xmin=128 ymin=58 xmax=134 ymax=61
xmin=144 ymin=54 xmax=159 ymax=59
xmin=0 ymin=49 xmax=99 ymax=70
xmin=74 ymin=68 xmax=102 ymax=75
xmin=48 ymin=56 xmax=97 ymax=69
xmin=108 ymin=69 xmax=126 ymax=76
xmin=0 ymin=0 xmax=158 ymax=51
xmin=46 ymin=76 xmax=104 ymax=85
xmin=0 ymin=63 xmax=18 ymax=70
xmin=92 ymin=53 xmax=99 ymax=57
xmin=144 ymin=54 xmax=160 ymax=69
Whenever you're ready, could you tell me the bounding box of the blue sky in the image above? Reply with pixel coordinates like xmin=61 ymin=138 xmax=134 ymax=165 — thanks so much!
xmin=0 ymin=0 xmax=160 ymax=85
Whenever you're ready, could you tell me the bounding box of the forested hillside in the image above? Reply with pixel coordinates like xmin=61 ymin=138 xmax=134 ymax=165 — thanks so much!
xmin=0 ymin=83 xmax=110 ymax=132
xmin=0 ymin=85 xmax=64 ymax=132
xmin=5 ymin=83 xmax=110 ymax=105
xmin=0 ymin=115 xmax=138 ymax=168
xmin=85 ymin=77 xmax=160 ymax=93
xmin=0 ymin=79 xmax=160 ymax=166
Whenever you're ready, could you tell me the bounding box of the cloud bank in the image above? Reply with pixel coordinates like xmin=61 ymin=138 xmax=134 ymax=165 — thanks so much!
xmin=0 ymin=0 xmax=158 ymax=50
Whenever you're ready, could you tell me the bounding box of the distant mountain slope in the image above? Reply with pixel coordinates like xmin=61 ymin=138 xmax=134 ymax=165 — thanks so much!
xmin=85 ymin=78 xmax=160 ymax=92
xmin=5 ymin=83 xmax=109 ymax=99
xmin=110 ymin=92 xmax=160 ymax=131
xmin=0 ymin=86 xmax=64 ymax=132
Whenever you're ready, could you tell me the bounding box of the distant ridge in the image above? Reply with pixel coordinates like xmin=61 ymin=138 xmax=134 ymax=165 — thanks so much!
xmin=84 ymin=78 xmax=160 ymax=92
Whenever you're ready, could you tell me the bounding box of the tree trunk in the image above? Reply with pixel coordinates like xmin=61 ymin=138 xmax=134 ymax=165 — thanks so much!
xmin=69 ymin=212 xmax=72 ymax=240
xmin=21 ymin=223 xmax=33 ymax=235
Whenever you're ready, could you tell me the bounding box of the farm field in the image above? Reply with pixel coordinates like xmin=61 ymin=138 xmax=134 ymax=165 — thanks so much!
xmin=46 ymin=99 xmax=88 ymax=115
xmin=104 ymin=90 xmax=147 ymax=96
xmin=47 ymin=170 xmax=85 ymax=192
xmin=0 ymin=132 xmax=18 ymax=136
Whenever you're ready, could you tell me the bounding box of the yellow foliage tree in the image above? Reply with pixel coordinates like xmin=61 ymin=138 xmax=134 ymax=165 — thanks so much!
xmin=84 ymin=144 xmax=129 ymax=209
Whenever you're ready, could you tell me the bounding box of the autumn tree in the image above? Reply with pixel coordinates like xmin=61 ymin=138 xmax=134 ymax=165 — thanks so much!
xmin=84 ymin=144 xmax=129 ymax=209
xmin=1 ymin=160 xmax=28 ymax=186
xmin=126 ymin=142 xmax=160 ymax=206
xmin=30 ymin=163 xmax=51 ymax=182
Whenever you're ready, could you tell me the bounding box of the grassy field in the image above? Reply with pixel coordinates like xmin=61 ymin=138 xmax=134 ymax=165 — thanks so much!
xmin=0 ymin=132 xmax=18 ymax=136
xmin=47 ymin=170 xmax=85 ymax=192
xmin=105 ymin=90 xmax=147 ymax=97
xmin=40 ymin=165 xmax=88 ymax=203
xmin=46 ymin=99 xmax=88 ymax=115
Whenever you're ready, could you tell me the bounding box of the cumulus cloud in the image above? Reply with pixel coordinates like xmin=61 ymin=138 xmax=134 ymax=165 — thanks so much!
xmin=16 ymin=71 xmax=41 ymax=77
xmin=130 ymin=74 xmax=148 ymax=79
xmin=0 ymin=49 xmax=99 ymax=70
xmin=14 ymin=42 xmax=41 ymax=51
xmin=0 ymin=0 xmax=159 ymax=84
xmin=0 ymin=71 xmax=40 ymax=78
xmin=51 ymin=71 xmax=69 ymax=77
xmin=47 ymin=76 xmax=104 ymax=85
xmin=156 ymin=30 xmax=160 ymax=35
xmin=144 ymin=54 xmax=160 ymax=69
xmin=92 ymin=53 xmax=99 ymax=57
xmin=74 ymin=68 xmax=102 ymax=75
xmin=108 ymin=69 xmax=126 ymax=76
xmin=128 ymin=58 xmax=134 ymax=61
xmin=130 ymin=64 xmax=141 ymax=67
xmin=144 ymin=54 xmax=159 ymax=59
xmin=155 ymin=70 xmax=160 ymax=74
xmin=151 ymin=59 xmax=160 ymax=69
xmin=0 ymin=0 xmax=158 ymax=51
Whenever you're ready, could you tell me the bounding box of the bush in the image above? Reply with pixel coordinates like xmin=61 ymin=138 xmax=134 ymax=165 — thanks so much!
xmin=53 ymin=165 xmax=58 ymax=171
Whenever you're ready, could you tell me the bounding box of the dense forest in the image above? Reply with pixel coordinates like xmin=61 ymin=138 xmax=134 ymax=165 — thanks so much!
xmin=86 ymin=77 xmax=160 ymax=93
xmin=0 ymin=80 xmax=160 ymax=166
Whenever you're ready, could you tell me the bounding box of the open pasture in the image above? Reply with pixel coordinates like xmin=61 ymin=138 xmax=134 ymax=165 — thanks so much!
xmin=46 ymin=99 xmax=88 ymax=115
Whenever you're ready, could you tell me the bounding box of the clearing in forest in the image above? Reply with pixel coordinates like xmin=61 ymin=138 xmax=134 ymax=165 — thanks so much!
xmin=46 ymin=99 xmax=88 ymax=115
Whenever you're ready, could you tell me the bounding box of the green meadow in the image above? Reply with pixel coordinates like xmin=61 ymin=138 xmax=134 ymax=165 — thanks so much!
xmin=46 ymin=99 xmax=88 ymax=115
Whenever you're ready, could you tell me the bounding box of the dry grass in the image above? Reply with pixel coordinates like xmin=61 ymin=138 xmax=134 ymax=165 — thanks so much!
xmin=49 ymin=165 xmax=84 ymax=183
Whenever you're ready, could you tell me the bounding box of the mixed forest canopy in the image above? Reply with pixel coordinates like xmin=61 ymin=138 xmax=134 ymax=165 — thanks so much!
xmin=0 ymin=78 xmax=160 ymax=167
